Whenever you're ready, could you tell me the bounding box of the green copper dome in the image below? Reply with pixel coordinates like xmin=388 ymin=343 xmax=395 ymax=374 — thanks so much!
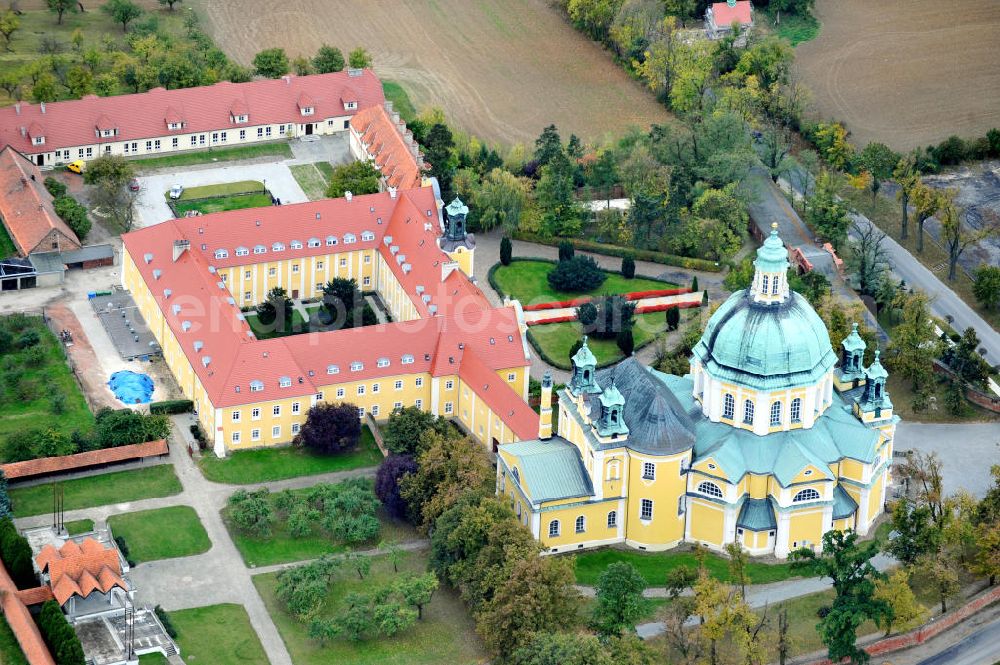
xmin=693 ymin=290 xmax=836 ymax=389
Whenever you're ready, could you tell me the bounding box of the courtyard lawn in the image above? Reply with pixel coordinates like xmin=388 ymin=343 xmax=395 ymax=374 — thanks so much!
xmin=528 ymin=311 xmax=669 ymax=370
xmin=132 ymin=143 xmax=293 ymax=171
xmin=169 ymin=181 xmax=265 ymax=201
xmin=10 ymin=465 xmax=182 ymax=518
xmin=314 ymin=162 xmax=335 ymax=181
xmin=107 ymin=507 xmax=211 ymax=563
xmin=254 ymin=551 xmax=486 ymax=665
xmin=168 ymin=604 xmax=268 ymax=665
xmin=0 ymin=615 xmax=27 ymax=665
xmin=289 ymin=163 xmax=331 ymax=200
xmin=64 ymin=519 xmax=95 ymax=536
xmin=199 ymin=427 xmax=382 ymax=484
xmin=382 ymin=80 xmax=417 ymax=123
xmin=245 ymin=308 xmax=309 ymax=339
xmin=0 ymin=223 xmax=17 ymax=259
xmin=168 ymin=181 xmax=272 ymax=216
xmin=138 ymin=654 xmax=169 ymax=665
xmin=491 ymin=259 xmax=676 ymax=306
xmin=572 ymin=546 xmax=801 ymax=587
xmin=0 ymin=316 xmax=95 ymax=445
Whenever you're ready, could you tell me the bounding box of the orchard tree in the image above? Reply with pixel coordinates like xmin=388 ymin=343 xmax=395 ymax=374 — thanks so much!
xmin=591 ymin=561 xmax=647 ymax=638
xmin=46 ymin=0 xmax=76 ymax=25
xmin=102 ymin=0 xmax=143 ymax=32
xmin=253 ymin=47 xmax=289 ymax=78
xmin=375 ymin=454 xmax=418 ymax=520
xmin=395 ymin=572 xmax=439 ymax=620
xmin=228 ymin=488 xmax=274 ymax=537
xmin=313 ymin=44 xmax=344 ymax=73
xmin=294 ymin=402 xmax=362 ymax=454
xmin=0 ymin=11 xmax=19 ymax=51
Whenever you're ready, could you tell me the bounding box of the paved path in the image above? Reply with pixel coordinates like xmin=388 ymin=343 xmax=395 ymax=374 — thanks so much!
xmin=15 ymin=419 xmax=380 ymax=665
xmin=915 ymin=613 xmax=1000 ymax=665
xmin=895 ymin=421 xmax=1000 ymax=498
xmin=250 ymin=539 xmax=430 ymax=576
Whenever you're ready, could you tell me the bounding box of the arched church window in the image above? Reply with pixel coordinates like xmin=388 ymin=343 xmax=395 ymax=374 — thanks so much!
xmin=606 ymin=460 xmax=621 ymax=481
xmin=583 ymin=369 xmax=591 ymax=380
xmin=698 ymin=481 xmax=724 ymax=499
xmin=793 ymin=488 xmax=821 ymax=502
xmin=575 ymin=516 xmax=586 ymax=533
xmin=607 ymin=511 xmax=617 ymax=528
xmin=743 ymin=399 xmax=754 ymax=425
xmin=762 ymin=274 xmax=769 ymax=294
xmin=770 ymin=401 xmax=782 ymax=426
xmin=722 ymin=394 xmax=735 ymax=419
xmin=790 ymin=398 xmax=802 ymax=423
xmin=548 ymin=520 xmax=560 ymax=537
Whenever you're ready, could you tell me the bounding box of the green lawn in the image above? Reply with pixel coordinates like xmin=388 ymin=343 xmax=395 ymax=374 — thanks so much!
xmin=64 ymin=519 xmax=95 ymax=536
xmin=290 ymin=164 xmax=331 ymax=200
xmin=138 ymin=654 xmax=169 ymax=665
xmin=10 ymin=465 xmax=182 ymax=518
xmin=168 ymin=181 xmax=264 ymax=201
xmin=254 ymin=551 xmax=486 ymax=665
xmin=172 ymin=192 xmax=273 ymax=216
xmin=168 ymin=604 xmax=268 ymax=665
xmin=314 ymin=162 xmax=335 ymax=181
xmin=528 ymin=311 xmax=669 ymax=370
xmin=0 ymin=224 xmax=17 ymax=260
xmin=199 ymin=427 xmax=382 ymax=484
xmin=382 ymin=80 xmax=418 ymax=123
xmin=245 ymin=308 xmax=310 ymax=340
xmin=132 ymin=143 xmax=293 ymax=171
xmin=0 ymin=316 xmax=95 ymax=445
xmin=767 ymin=10 xmax=820 ymax=46
xmin=572 ymin=546 xmax=801 ymax=587
xmin=492 ymin=260 xmax=675 ymax=306
xmin=107 ymin=507 xmax=211 ymax=563
xmin=0 ymin=615 xmax=28 ymax=665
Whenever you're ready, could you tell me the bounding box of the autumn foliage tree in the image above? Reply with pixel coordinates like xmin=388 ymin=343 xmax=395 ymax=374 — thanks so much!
xmin=294 ymin=402 xmax=361 ymax=454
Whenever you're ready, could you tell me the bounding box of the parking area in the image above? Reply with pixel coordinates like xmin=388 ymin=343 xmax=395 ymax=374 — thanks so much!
xmin=134 ymin=162 xmax=308 ymax=227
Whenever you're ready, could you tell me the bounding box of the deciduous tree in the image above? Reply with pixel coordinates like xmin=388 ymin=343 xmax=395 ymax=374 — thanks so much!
xmin=294 ymin=402 xmax=362 ymax=455
xmin=939 ymin=196 xmax=997 ymax=281
xmin=395 ymin=572 xmax=439 ymax=619
xmin=375 ymin=454 xmax=418 ymax=520
xmin=252 ymin=47 xmax=289 ymax=78
xmin=857 ymin=142 xmax=898 ymax=204
xmin=0 ymin=11 xmax=19 ymax=51
xmin=915 ymin=554 xmax=961 ymax=613
xmin=325 ymin=159 xmax=380 ymax=198
xmin=348 ymin=46 xmax=371 ymax=69
xmin=312 ymin=44 xmax=344 ymax=73
xmin=46 ymin=0 xmax=75 ymax=25
xmin=382 ymin=406 xmax=451 ymax=456
xmin=591 ymin=561 xmax=647 ymax=638
xmin=807 ymin=170 xmax=851 ymax=250
xmin=228 ymin=488 xmax=274 ymax=537
xmin=872 ymin=568 xmax=926 ymax=636
xmin=102 ymin=0 xmax=143 ymax=32
xmin=893 ymin=153 xmax=920 ymax=240
xmin=973 ymin=265 xmax=1000 ymax=311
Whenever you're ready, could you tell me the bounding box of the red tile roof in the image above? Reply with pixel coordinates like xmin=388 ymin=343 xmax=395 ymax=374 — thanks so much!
xmin=0 ymin=439 xmax=168 ymax=480
xmin=0 ymin=561 xmax=56 ymax=665
xmin=16 ymin=586 xmax=55 ymax=606
xmin=0 ymin=70 xmax=385 ymax=155
xmin=458 ymin=349 xmax=539 ymax=440
xmin=37 ymin=538 xmax=126 ymax=606
xmin=0 ymin=146 xmax=81 ymax=256
xmin=121 ymin=189 xmax=532 ymax=411
xmin=350 ymin=105 xmax=424 ymax=190
xmin=711 ymin=1 xmax=753 ymax=27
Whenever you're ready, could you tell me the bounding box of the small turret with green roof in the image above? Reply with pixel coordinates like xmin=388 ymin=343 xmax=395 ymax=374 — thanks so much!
xmin=596 ymin=378 xmax=629 ymax=438
xmin=856 ymin=349 xmax=892 ymax=417
xmin=837 ymin=322 xmax=867 ymax=385
xmin=444 ymin=198 xmax=469 ymax=242
xmin=569 ymin=336 xmax=602 ymax=395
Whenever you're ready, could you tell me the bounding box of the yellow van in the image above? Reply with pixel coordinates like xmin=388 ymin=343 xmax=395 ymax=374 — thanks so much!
xmin=66 ymin=160 xmax=85 ymax=174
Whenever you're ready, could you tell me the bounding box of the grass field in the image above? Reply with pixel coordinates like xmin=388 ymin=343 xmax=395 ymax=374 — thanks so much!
xmin=289 ymin=164 xmax=330 ymax=200
xmin=138 ymin=654 xmax=169 ymax=665
xmin=572 ymin=546 xmax=800 ymax=587
xmin=132 ymin=143 xmax=293 ymax=171
xmin=383 ymin=80 xmax=417 ymax=123
xmin=245 ymin=307 xmax=310 ymax=339
xmin=794 ymin=0 xmax=1000 ymax=150
xmin=172 ymin=192 xmax=273 ymax=215
xmin=199 ymin=426 xmax=382 ymax=484
xmin=529 ymin=311 xmax=669 ymax=369
xmin=200 ymin=0 xmax=670 ymax=145
xmin=0 ymin=224 xmax=17 ymax=260
xmin=64 ymin=519 xmax=95 ymax=536
xmin=764 ymin=10 xmax=820 ymax=46
xmin=0 ymin=616 xmax=27 ymax=665
xmin=492 ymin=260 xmax=675 ymax=306
xmin=0 ymin=316 xmax=94 ymax=445
xmin=169 ymin=604 xmax=269 ymax=665
xmin=10 ymin=465 xmax=182 ymax=518
xmin=169 ymin=181 xmax=265 ymax=201
xmin=253 ymin=551 xmax=486 ymax=664
xmin=108 ymin=507 xmax=211 ymax=563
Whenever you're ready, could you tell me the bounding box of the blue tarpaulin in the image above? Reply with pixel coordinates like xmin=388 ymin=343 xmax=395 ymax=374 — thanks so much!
xmin=108 ymin=370 xmax=154 ymax=404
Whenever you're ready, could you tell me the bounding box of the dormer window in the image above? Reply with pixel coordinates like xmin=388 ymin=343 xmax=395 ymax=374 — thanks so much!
xmin=249 ymin=380 xmax=264 ymax=392
xmin=253 ymin=245 xmax=266 ymax=255
xmin=279 ymin=376 xmax=292 ymax=388
xmin=272 ymin=242 xmax=285 ymax=252
xmin=401 ymin=354 xmax=414 ymax=364
xmin=307 ymin=238 xmax=321 ymax=248
xmin=33 ymin=136 xmax=45 ymax=145
xmin=300 ymin=107 xmax=314 ymax=116
xmin=326 ymin=236 xmax=338 ymax=246
xmin=361 ymin=231 xmax=375 ymax=241
xmin=232 ymin=114 xmax=248 ymax=124
xmin=290 ymin=240 xmax=303 ymax=250
xmin=214 ymin=249 xmax=229 ymax=259
xmin=350 ymin=361 xmax=363 ymax=371
xmin=343 ymin=233 xmax=356 ymax=244
xmin=235 ymin=246 xmax=249 ymax=257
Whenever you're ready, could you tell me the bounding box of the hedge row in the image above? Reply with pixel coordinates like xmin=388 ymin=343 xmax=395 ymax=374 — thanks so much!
xmin=0 ymin=519 xmax=35 ymax=590
xmin=510 ymin=233 xmax=723 ymax=272
xmin=37 ymin=600 xmax=85 ymax=665
xmin=149 ymin=399 xmax=194 ymax=415
xmin=525 ymin=326 xmax=663 ymax=371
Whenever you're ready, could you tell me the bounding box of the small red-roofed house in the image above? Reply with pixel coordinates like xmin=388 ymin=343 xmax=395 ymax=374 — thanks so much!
xmin=706 ymin=0 xmax=753 ymax=38
xmin=35 ymin=537 xmax=129 ymax=616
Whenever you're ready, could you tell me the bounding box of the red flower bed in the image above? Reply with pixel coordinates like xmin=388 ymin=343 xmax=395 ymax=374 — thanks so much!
xmin=635 ymin=301 xmax=701 ymax=315
xmin=521 ymin=287 xmax=691 ymax=311
xmin=525 ymin=314 xmax=577 ymax=326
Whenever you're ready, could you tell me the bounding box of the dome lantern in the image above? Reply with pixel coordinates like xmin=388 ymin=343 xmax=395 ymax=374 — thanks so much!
xmin=569 ymin=337 xmax=601 ymax=396
xmin=751 ymin=223 xmax=790 ymax=305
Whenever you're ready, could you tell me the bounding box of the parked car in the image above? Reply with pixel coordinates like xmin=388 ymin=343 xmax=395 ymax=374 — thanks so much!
xmin=129 ymin=178 xmax=140 ymax=192
xmin=169 ymin=184 xmax=184 ymax=200
xmin=66 ymin=160 xmax=85 ymax=174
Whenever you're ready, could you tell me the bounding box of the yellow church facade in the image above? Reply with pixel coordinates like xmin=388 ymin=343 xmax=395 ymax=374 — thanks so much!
xmin=498 ymin=228 xmax=897 ymax=558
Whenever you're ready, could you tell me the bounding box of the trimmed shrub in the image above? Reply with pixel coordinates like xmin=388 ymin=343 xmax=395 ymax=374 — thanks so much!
xmin=154 ymin=605 xmax=178 ymax=638
xmin=665 ymin=305 xmax=680 ymax=331
xmin=558 ymin=240 xmax=575 ymax=262
xmin=691 ymin=275 xmax=698 ymax=292
xmin=616 ymin=327 xmax=635 ymax=356
xmin=37 ymin=599 xmax=85 ymax=665
xmin=621 ymin=255 xmax=635 ymax=279
xmin=0 ymin=519 xmax=36 ymax=589
xmin=149 ymin=399 xmax=194 ymax=415
xmin=547 ymin=256 xmax=606 ymax=292
xmin=500 ymin=236 xmax=513 ymax=266
xmin=44 ymin=177 xmax=67 ymax=198
xmin=114 ymin=535 xmax=135 ymax=567
xmin=576 ymin=302 xmax=598 ymax=327
xmin=511 ymin=232 xmax=722 ymax=272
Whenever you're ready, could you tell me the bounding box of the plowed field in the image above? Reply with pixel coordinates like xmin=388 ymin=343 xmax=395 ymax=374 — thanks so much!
xmin=794 ymin=0 xmax=1000 ymax=151
xmin=195 ymin=0 xmax=670 ymax=145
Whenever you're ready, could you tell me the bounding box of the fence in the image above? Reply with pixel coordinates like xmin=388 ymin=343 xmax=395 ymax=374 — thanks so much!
xmin=931 ymin=359 xmax=1000 ymax=413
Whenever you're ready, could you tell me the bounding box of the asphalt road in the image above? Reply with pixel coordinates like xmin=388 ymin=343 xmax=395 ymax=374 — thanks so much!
xmin=917 ymin=614 xmax=1000 ymax=665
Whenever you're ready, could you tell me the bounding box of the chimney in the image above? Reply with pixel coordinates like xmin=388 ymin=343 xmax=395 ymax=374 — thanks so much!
xmin=388 ymin=186 xmax=397 ymax=199
xmin=40 ymin=102 xmax=46 ymax=114
xmin=539 ymin=372 xmax=553 ymax=440
xmin=172 ymin=239 xmax=190 ymax=262
xmin=19 ymin=127 xmax=25 ymax=138
xmin=282 ymin=75 xmax=291 ymax=85
xmin=345 ymin=191 xmax=353 ymax=201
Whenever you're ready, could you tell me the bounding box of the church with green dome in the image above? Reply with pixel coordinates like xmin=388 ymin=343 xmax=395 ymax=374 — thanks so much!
xmin=497 ymin=225 xmax=898 ymax=558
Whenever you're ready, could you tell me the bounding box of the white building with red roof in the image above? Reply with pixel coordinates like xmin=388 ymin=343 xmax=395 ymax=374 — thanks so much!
xmin=0 ymin=70 xmax=384 ymax=168
xmin=121 ymin=185 xmax=539 ymax=456
xmin=706 ymin=0 xmax=754 ymax=39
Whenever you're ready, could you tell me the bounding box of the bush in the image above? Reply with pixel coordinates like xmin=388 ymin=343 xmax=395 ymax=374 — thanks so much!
xmin=94 ymin=408 xmax=170 ymax=448
xmin=616 ymin=327 xmax=635 ymax=356
xmin=114 ymin=535 xmax=135 ymax=567
xmin=52 ymin=195 xmax=91 ymax=242
xmin=621 ymin=255 xmax=635 ymax=279
xmin=933 ymin=136 xmax=967 ymax=166
xmin=576 ymin=302 xmax=598 ymax=327
xmin=44 ymin=177 xmax=67 ymax=198
xmin=149 ymin=399 xmax=194 ymax=415
xmin=500 ymin=236 xmax=513 ymax=266
xmin=154 ymin=605 xmax=177 ymax=638
xmin=37 ymin=600 xmax=85 ymax=665
xmin=511 ymin=232 xmax=722 ymax=271
xmin=294 ymin=402 xmax=361 ymax=454
xmin=547 ymin=256 xmax=606 ymax=292
xmin=558 ymin=240 xmax=575 ymax=262
xmin=15 ymin=330 xmax=39 ymax=349
xmin=0 ymin=519 xmax=36 ymax=589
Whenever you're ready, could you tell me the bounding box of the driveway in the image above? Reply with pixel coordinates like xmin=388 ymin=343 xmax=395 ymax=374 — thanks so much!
xmin=134 ymin=162 xmax=308 ymax=228
xmin=895 ymin=422 xmax=1000 ymax=498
